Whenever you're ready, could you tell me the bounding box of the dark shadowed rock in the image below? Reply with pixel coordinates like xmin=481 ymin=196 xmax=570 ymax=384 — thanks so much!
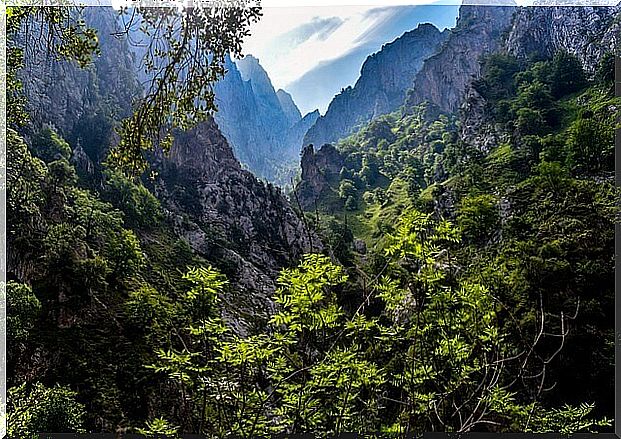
xmin=153 ymin=119 xmax=322 ymax=332
xmin=296 ymin=144 xmax=344 ymax=211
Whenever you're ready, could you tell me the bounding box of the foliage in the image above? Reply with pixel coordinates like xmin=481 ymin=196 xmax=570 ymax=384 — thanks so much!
xmin=136 ymin=418 xmax=180 ymax=438
xmin=7 ymin=282 xmax=41 ymax=346
xmin=8 ymin=382 xmax=86 ymax=439
xmin=109 ymin=5 xmax=262 ymax=175
xmin=105 ymin=170 xmax=162 ymax=228
xmin=31 ymin=127 xmax=72 ymax=163
xmin=457 ymin=193 xmax=499 ymax=243
xmin=297 ymin=48 xmax=616 ymax=432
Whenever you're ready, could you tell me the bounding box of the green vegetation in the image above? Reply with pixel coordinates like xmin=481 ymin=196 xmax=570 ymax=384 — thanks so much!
xmin=302 ymin=49 xmax=617 ymax=430
xmin=7 ymin=5 xmax=617 ymax=437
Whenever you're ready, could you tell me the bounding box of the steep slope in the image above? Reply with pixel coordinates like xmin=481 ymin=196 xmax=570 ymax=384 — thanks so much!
xmin=277 ymin=89 xmax=303 ymax=126
xmin=405 ymin=5 xmax=516 ymax=113
xmin=20 ymin=7 xmax=321 ymax=328
xmin=460 ymin=4 xmax=620 ymax=151
xmin=294 ymin=4 xmax=619 ymax=420
xmin=150 ymin=118 xmax=321 ymax=330
xmin=303 ymin=23 xmax=449 ymax=148
xmin=504 ymin=5 xmax=620 ymax=74
xmin=213 ymin=56 xmax=275 ymax=177
xmin=236 ymin=54 xmax=292 ymax=134
xmin=20 ymin=7 xmax=140 ymax=162
xmin=214 ymin=55 xmax=309 ymax=184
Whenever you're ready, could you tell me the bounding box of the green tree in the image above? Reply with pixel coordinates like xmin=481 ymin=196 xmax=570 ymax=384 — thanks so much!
xmin=457 ymin=193 xmax=500 ymax=243
xmin=565 ymin=117 xmax=614 ymax=174
xmin=549 ymin=50 xmax=587 ymax=98
xmin=8 ymin=382 xmax=86 ymax=438
xmin=7 ymin=282 xmax=41 ymax=347
xmin=31 ymin=128 xmax=72 ymax=163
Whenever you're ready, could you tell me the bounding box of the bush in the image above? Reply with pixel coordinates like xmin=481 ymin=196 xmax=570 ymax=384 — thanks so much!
xmin=8 ymin=382 xmax=86 ymax=438
xmin=457 ymin=193 xmax=500 ymax=243
xmin=7 ymin=281 xmax=41 ymax=346
xmin=31 ymin=128 xmax=71 ymax=163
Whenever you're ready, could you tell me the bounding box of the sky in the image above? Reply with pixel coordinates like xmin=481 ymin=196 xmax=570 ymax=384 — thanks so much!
xmin=241 ymin=4 xmax=460 ymax=114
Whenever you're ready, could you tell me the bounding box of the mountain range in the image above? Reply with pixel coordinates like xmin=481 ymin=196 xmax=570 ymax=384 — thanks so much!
xmin=8 ymin=3 xmax=620 ymax=433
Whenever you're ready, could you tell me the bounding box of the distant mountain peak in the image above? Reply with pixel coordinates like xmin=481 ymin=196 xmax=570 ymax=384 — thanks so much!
xmin=214 ymin=55 xmax=311 ymax=184
xmin=277 ymin=89 xmax=303 ymax=126
xmin=303 ymin=21 xmax=449 ymax=148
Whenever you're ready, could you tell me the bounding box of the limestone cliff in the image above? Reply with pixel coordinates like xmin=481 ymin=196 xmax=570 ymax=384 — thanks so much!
xmin=405 ymin=5 xmax=516 ymax=113
xmin=151 ymin=119 xmax=321 ymax=331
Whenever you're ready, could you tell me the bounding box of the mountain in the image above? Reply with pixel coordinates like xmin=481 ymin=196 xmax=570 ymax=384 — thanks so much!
xmin=280 ymin=5 xmax=460 ymax=115
xmin=214 ymin=55 xmax=312 ymax=184
xmin=404 ymin=5 xmax=516 ymax=113
xmin=295 ymin=3 xmax=619 ymax=420
xmin=303 ymin=23 xmax=449 ymax=149
xmin=277 ymin=89 xmax=303 ymax=126
xmin=17 ymin=7 xmax=320 ymax=331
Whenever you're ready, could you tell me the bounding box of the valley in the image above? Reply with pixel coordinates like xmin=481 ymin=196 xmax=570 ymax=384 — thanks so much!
xmin=6 ymin=3 xmax=620 ymax=437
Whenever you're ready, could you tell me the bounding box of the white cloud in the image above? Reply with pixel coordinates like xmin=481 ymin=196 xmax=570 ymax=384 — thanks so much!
xmin=242 ymin=6 xmax=401 ymax=90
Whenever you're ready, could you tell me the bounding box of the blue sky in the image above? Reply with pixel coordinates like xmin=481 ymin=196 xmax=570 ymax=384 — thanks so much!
xmin=242 ymin=4 xmax=459 ymax=114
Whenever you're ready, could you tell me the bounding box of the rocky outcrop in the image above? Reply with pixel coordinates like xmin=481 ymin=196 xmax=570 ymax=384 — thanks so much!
xmin=295 ymin=144 xmax=344 ymax=211
xmin=214 ymin=56 xmax=310 ymax=184
xmin=152 ymin=119 xmax=321 ymax=331
xmin=458 ymin=4 xmax=620 ymax=152
xmin=277 ymin=89 xmax=303 ymax=126
xmin=504 ymin=5 xmax=620 ymax=75
xmin=405 ymin=5 xmax=516 ymax=113
xmin=303 ymin=23 xmax=449 ymax=148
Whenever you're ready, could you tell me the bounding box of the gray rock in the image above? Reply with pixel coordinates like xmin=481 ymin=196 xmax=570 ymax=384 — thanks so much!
xmin=405 ymin=5 xmax=516 ymax=113
xmin=304 ymin=23 xmax=449 ymax=148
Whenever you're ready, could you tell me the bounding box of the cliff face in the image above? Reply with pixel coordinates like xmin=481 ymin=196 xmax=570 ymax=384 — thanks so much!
xmin=277 ymin=89 xmax=303 ymax=126
xmin=303 ymin=23 xmax=449 ymax=148
xmin=152 ymin=119 xmax=321 ymax=330
xmin=21 ymin=8 xmax=140 ymax=158
xmin=214 ymin=55 xmax=312 ymax=184
xmin=405 ymin=5 xmax=517 ymax=113
xmin=458 ymin=4 xmax=620 ymax=152
xmin=505 ymin=5 xmax=620 ymax=75
xmin=296 ymin=144 xmax=344 ymax=211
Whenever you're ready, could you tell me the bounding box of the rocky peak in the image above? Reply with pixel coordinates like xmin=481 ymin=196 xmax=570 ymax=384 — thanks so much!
xmin=154 ymin=118 xmax=322 ymax=331
xmin=236 ymin=55 xmax=285 ymax=119
xmin=165 ymin=118 xmax=241 ymax=181
xmin=277 ymin=89 xmax=303 ymax=126
xmin=296 ymin=144 xmax=344 ymax=211
xmin=214 ymin=56 xmax=308 ymax=183
xmin=405 ymin=5 xmax=516 ymax=113
xmin=303 ymin=22 xmax=449 ymax=148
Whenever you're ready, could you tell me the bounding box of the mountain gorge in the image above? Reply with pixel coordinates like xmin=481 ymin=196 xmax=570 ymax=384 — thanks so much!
xmin=214 ymin=55 xmax=318 ymax=185
xmin=7 ymin=3 xmax=621 ymax=436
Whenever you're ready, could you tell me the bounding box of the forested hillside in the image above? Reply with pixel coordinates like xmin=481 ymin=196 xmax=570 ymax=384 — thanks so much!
xmin=7 ymin=4 xmax=620 ymax=438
